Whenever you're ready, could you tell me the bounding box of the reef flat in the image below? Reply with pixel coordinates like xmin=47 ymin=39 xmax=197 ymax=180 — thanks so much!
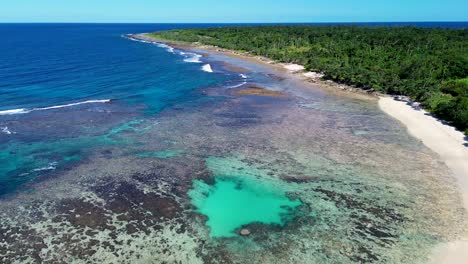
xmin=0 ymin=35 xmax=466 ymax=264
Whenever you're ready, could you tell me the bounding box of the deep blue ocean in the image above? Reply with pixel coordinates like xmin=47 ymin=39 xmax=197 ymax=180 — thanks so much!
xmin=0 ymin=23 xmax=236 ymax=196
xmin=0 ymin=22 xmax=466 ymax=197
xmin=0 ymin=24 xmax=230 ymax=113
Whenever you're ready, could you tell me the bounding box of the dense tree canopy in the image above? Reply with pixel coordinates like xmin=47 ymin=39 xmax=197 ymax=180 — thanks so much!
xmin=148 ymin=26 xmax=468 ymax=134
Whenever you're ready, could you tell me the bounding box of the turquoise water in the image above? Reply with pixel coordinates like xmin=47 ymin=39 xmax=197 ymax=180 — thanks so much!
xmin=190 ymin=176 xmax=301 ymax=237
xmin=189 ymin=156 xmax=302 ymax=237
xmin=0 ymin=118 xmax=149 ymax=194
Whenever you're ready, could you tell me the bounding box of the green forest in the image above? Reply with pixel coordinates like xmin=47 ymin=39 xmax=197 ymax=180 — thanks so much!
xmin=147 ymin=26 xmax=468 ymax=134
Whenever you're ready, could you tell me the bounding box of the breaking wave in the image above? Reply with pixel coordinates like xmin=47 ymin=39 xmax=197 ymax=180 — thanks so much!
xmin=33 ymin=162 xmax=58 ymax=172
xmin=0 ymin=99 xmax=111 ymax=116
xmin=183 ymin=53 xmax=203 ymax=63
xmin=202 ymin=64 xmax=213 ymax=73
xmin=1 ymin=126 xmax=13 ymax=135
xmin=228 ymin=81 xmax=247 ymax=88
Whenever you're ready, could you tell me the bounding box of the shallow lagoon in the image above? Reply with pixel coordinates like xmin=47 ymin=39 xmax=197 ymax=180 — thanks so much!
xmin=0 ymin=25 xmax=466 ymax=264
xmin=189 ymin=157 xmax=301 ymax=238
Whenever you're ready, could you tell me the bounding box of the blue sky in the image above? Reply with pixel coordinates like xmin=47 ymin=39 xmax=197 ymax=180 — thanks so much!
xmin=1 ymin=0 xmax=467 ymax=23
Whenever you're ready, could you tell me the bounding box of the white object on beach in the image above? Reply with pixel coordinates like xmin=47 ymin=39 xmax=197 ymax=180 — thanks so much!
xmin=282 ymin=63 xmax=305 ymax=72
xmin=303 ymin=71 xmax=324 ymax=79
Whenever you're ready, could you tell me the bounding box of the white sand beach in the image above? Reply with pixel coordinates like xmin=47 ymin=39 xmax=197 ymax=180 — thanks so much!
xmin=379 ymin=96 xmax=468 ymax=264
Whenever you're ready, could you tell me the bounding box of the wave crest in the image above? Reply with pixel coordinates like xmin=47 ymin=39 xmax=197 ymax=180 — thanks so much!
xmin=156 ymin=43 xmax=175 ymax=53
xmin=228 ymin=81 xmax=247 ymax=88
xmin=33 ymin=162 xmax=58 ymax=172
xmin=1 ymin=126 xmax=13 ymax=135
xmin=202 ymin=64 xmax=213 ymax=73
xmin=183 ymin=53 xmax=202 ymax=63
xmin=0 ymin=99 xmax=111 ymax=116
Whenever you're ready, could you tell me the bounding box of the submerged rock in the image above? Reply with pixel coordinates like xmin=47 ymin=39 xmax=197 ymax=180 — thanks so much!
xmin=233 ymin=86 xmax=288 ymax=98
xmin=240 ymin=228 xmax=251 ymax=236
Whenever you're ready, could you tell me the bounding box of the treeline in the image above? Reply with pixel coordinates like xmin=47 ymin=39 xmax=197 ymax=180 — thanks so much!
xmin=148 ymin=26 xmax=468 ymax=134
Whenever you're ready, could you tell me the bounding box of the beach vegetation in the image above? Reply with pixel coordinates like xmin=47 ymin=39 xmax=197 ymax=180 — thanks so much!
xmin=148 ymin=26 xmax=468 ymax=134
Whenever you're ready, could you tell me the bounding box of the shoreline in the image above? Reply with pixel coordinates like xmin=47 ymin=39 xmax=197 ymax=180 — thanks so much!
xmin=379 ymin=97 xmax=468 ymax=264
xmin=130 ymin=33 xmax=468 ymax=263
xmin=127 ymin=33 xmax=378 ymax=101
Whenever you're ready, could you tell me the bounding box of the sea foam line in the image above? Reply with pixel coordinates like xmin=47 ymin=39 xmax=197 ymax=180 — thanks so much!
xmin=227 ymin=74 xmax=249 ymax=87
xmin=33 ymin=162 xmax=58 ymax=172
xmin=124 ymin=35 xmax=206 ymax=65
xmin=0 ymin=109 xmax=29 ymax=115
xmin=156 ymin=43 xmax=175 ymax=53
xmin=228 ymin=81 xmax=247 ymax=88
xmin=0 ymin=99 xmax=111 ymax=116
xmin=1 ymin=126 xmax=13 ymax=135
xmin=183 ymin=53 xmax=202 ymax=63
xmin=124 ymin=35 xmax=175 ymax=53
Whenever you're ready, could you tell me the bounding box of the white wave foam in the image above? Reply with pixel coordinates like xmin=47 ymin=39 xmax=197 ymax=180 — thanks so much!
xmin=34 ymin=99 xmax=111 ymax=111
xmin=124 ymin=35 xmax=151 ymax=44
xmin=184 ymin=53 xmax=203 ymax=63
xmin=202 ymin=64 xmax=213 ymax=73
xmin=130 ymin=38 xmax=150 ymax=44
xmin=156 ymin=43 xmax=168 ymax=48
xmin=0 ymin=99 xmax=111 ymax=116
xmin=240 ymin=74 xmax=248 ymax=79
xmin=228 ymin=81 xmax=247 ymax=88
xmin=128 ymin=37 xmax=175 ymax=53
xmin=0 ymin=108 xmax=30 ymax=115
xmin=1 ymin=126 xmax=13 ymax=135
xmin=124 ymin=34 xmax=154 ymax=42
xmin=124 ymin=35 xmax=178 ymax=54
xmin=155 ymin=43 xmax=175 ymax=53
xmin=33 ymin=162 xmax=57 ymax=172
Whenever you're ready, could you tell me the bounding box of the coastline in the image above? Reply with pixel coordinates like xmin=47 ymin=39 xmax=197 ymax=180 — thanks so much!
xmin=127 ymin=33 xmax=378 ymax=101
xmin=131 ymin=33 xmax=468 ymax=263
xmin=379 ymin=97 xmax=468 ymax=264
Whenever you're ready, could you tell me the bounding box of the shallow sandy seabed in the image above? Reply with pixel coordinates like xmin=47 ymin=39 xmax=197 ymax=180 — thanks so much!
xmin=0 ymin=43 xmax=467 ymax=264
xmin=379 ymin=97 xmax=468 ymax=264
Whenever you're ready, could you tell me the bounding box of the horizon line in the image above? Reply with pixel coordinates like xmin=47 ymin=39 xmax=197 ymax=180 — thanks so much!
xmin=0 ymin=21 xmax=467 ymax=24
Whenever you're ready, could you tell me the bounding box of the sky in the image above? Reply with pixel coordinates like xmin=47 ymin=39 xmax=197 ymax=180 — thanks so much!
xmin=0 ymin=0 xmax=467 ymax=23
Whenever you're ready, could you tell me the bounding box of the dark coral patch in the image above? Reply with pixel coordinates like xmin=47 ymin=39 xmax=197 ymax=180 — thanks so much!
xmin=314 ymin=187 xmax=406 ymax=263
xmin=281 ymin=175 xmax=320 ymax=183
xmin=54 ymin=199 xmax=111 ymax=230
xmin=0 ymin=224 xmax=47 ymax=263
xmin=91 ymin=181 xmax=182 ymax=236
xmin=233 ymin=86 xmax=288 ymax=98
